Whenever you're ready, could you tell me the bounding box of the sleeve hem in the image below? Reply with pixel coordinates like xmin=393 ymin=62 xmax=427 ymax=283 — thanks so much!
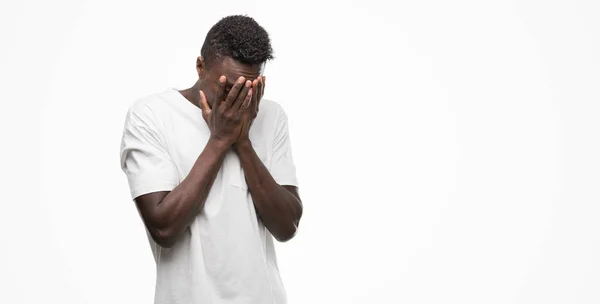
xmin=273 ymin=177 xmax=299 ymax=188
xmin=129 ymin=182 xmax=178 ymax=200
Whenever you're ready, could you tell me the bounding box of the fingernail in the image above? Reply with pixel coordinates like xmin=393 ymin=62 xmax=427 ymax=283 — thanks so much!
xmin=238 ymin=77 xmax=245 ymax=83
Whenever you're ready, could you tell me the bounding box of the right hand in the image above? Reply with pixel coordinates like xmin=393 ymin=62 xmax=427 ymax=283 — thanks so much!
xmin=199 ymin=76 xmax=253 ymax=146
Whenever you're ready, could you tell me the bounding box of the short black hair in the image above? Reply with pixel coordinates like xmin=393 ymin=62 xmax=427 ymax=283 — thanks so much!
xmin=201 ymin=15 xmax=274 ymax=68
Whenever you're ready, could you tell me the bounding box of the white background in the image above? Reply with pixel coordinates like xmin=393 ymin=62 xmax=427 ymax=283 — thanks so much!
xmin=1 ymin=0 xmax=599 ymax=303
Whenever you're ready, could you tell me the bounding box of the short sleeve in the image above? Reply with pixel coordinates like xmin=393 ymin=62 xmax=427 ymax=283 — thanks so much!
xmin=120 ymin=109 xmax=179 ymax=200
xmin=270 ymin=108 xmax=299 ymax=187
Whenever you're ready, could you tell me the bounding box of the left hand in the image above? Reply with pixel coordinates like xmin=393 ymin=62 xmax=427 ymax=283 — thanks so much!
xmin=234 ymin=76 xmax=265 ymax=147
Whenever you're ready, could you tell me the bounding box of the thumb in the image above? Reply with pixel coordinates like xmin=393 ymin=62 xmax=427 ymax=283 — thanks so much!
xmin=198 ymin=90 xmax=211 ymax=117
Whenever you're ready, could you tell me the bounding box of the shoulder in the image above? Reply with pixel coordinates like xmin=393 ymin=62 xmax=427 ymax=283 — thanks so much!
xmin=259 ymin=98 xmax=290 ymax=123
xmin=125 ymin=89 xmax=173 ymax=128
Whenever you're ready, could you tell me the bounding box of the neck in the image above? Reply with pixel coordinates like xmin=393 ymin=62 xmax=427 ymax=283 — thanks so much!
xmin=179 ymin=81 xmax=201 ymax=108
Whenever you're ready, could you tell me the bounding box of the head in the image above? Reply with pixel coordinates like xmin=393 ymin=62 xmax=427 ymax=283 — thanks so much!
xmin=196 ymin=15 xmax=273 ymax=107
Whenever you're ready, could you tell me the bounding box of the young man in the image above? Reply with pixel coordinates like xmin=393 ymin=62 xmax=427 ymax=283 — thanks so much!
xmin=119 ymin=15 xmax=303 ymax=304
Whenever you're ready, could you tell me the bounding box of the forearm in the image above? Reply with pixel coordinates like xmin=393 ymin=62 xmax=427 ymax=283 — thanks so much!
xmin=153 ymin=137 xmax=229 ymax=243
xmin=234 ymin=140 xmax=302 ymax=242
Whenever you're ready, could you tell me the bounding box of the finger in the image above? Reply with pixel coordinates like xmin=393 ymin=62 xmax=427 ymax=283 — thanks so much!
xmin=223 ymin=76 xmax=246 ymax=109
xmin=199 ymin=90 xmax=210 ymax=115
xmin=260 ymin=76 xmax=265 ymax=100
xmin=238 ymin=88 xmax=253 ymax=115
xmin=251 ymin=79 xmax=259 ymax=114
xmin=215 ymin=75 xmax=227 ymax=105
xmin=199 ymin=90 xmax=211 ymax=121
xmin=256 ymin=76 xmax=264 ymax=114
xmin=233 ymin=80 xmax=252 ymax=112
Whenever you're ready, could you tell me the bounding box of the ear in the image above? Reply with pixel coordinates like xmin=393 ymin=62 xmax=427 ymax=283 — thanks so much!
xmin=196 ymin=56 xmax=205 ymax=78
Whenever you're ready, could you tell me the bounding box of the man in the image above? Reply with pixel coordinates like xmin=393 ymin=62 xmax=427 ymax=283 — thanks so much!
xmin=119 ymin=15 xmax=303 ymax=304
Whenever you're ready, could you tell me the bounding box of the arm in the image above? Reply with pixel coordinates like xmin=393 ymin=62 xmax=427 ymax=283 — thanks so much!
xmin=133 ymin=138 xmax=229 ymax=248
xmin=233 ymin=141 xmax=303 ymax=242
xmin=232 ymin=76 xmax=303 ymax=242
xmin=123 ymin=75 xmax=253 ymax=248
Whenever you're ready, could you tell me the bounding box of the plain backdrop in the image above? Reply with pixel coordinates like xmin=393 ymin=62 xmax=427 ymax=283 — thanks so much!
xmin=1 ymin=0 xmax=599 ymax=303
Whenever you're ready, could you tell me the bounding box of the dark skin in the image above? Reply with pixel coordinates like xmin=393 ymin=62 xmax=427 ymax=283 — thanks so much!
xmin=133 ymin=56 xmax=303 ymax=248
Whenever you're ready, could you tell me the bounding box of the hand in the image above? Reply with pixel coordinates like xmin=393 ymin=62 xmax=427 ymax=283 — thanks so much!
xmin=235 ymin=76 xmax=265 ymax=147
xmin=199 ymin=76 xmax=253 ymax=146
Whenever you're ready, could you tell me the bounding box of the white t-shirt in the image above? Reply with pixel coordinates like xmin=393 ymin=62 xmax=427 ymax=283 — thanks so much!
xmin=119 ymin=88 xmax=299 ymax=304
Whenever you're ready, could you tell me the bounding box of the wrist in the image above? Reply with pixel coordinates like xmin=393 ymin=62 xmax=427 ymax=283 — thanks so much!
xmin=207 ymin=136 xmax=232 ymax=153
xmin=233 ymin=139 xmax=252 ymax=151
